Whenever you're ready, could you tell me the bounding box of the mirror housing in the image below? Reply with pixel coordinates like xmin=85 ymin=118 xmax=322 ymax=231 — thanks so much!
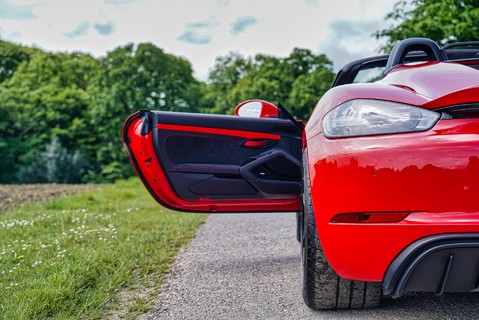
xmin=234 ymin=100 xmax=279 ymax=118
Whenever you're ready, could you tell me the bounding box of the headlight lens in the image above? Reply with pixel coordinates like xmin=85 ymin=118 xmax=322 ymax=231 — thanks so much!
xmin=323 ymin=99 xmax=440 ymax=138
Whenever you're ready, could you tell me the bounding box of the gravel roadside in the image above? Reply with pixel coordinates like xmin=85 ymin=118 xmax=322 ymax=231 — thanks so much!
xmin=142 ymin=212 xmax=479 ymax=320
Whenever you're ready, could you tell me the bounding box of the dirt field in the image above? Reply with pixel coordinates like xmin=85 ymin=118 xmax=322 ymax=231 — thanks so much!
xmin=0 ymin=183 xmax=100 ymax=213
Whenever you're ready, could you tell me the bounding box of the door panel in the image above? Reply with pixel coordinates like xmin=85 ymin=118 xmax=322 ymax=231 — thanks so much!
xmin=123 ymin=110 xmax=302 ymax=213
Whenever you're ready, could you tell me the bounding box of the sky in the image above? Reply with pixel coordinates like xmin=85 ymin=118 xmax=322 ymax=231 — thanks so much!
xmin=0 ymin=0 xmax=398 ymax=80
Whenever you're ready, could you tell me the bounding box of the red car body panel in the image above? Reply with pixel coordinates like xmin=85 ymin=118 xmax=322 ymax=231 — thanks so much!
xmin=305 ymin=61 xmax=479 ymax=281
xmin=380 ymin=62 xmax=479 ymax=102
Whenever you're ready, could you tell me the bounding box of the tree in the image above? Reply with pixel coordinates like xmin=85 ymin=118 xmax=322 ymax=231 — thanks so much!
xmin=289 ymin=68 xmax=335 ymax=120
xmin=0 ymin=40 xmax=33 ymax=84
xmin=205 ymin=48 xmax=335 ymax=120
xmin=202 ymin=52 xmax=253 ymax=114
xmin=0 ymin=40 xmax=203 ymax=183
xmin=87 ymin=42 xmax=203 ymax=181
xmin=0 ymin=50 xmax=99 ymax=183
xmin=375 ymin=0 xmax=479 ymax=52
xmin=17 ymin=137 xmax=89 ymax=183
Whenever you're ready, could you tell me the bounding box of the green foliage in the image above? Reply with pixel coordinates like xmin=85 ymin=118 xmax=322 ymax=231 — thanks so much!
xmin=289 ymin=68 xmax=335 ymax=121
xmin=86 ymin=43 xmax=203 ymax=182
xmin=202 ymin=52 xmax=253 ymax=113
xmin=0 ymin=40 xmax=32 ymax=84
xmin=17 ymin=137 xmax=89 ymax=183
xmin=376 ymin=0 xmax=479 ymax=52
xmin=0 ymin=50 xmax=98 ymax=183
xmin=0 ymin=178 xmax=207 ymax=319
xmin=204 ymin=48 xmax=335 ymax=119
xmin=0 ymin=41 xmax=201 ymax=183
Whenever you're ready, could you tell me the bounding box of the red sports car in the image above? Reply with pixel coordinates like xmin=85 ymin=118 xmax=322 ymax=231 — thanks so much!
xmin=123 ymin=38 xmax=479 ymax=309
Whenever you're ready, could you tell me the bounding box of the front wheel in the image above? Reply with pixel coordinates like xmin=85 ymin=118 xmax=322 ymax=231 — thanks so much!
xmin=301 ymin=150 xmax=382 ymax=310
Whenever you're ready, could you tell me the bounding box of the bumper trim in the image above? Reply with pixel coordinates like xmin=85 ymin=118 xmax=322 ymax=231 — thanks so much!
xmin=383 ymin=233 xmax=479 ymax=298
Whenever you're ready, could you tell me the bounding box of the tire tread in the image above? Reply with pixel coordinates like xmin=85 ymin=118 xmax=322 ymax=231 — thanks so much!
xmin=301 ymin=149 xmax=382 ymax=310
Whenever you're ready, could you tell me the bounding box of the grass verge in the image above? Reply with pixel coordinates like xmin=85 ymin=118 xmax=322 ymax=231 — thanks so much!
xmin=0 ymin=178 xmax=207 ymax=319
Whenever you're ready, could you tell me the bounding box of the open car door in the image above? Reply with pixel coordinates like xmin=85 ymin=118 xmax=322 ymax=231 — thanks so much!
xmin=123 ymin=102 xmax=303 ymax=213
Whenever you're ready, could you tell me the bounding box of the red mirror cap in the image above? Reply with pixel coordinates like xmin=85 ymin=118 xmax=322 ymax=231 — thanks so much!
xmin=234 ymin=99 xmax=279 ymax=118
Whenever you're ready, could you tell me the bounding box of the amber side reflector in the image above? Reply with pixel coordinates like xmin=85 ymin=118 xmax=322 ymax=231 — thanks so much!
xmin=331 ymin=212 xmax=410 ymax=223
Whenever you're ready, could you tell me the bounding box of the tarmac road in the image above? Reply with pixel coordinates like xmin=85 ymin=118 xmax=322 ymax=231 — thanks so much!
xmin=142 ymin=212 xmax=479 ymax=320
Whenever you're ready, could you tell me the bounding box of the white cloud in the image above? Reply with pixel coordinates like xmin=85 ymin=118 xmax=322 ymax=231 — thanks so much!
xmin=304 ymin=0 xmax=319 ymax=8
xmin=177 ymin=16 xmax=220 ymax=44
xmin=93 ymin=21 xmax=116 ymax=36
xmin=230 ymin=15 xmax=262 ymax=36
xmin=64 ymin=21 xmax=90 ymax=38
xmin=214 ymin=0 xmax=230 ymax=8
xmin=0 ymin=0 xmax=397 ymax=80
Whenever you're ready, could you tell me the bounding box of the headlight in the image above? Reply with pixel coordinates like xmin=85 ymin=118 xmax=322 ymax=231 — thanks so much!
xmin=323 ymin=99 xmax=440 ymax=138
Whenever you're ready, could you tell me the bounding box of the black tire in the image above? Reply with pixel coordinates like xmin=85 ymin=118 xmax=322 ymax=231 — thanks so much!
xmin=301 ymin=149 xmax=382 ymax=310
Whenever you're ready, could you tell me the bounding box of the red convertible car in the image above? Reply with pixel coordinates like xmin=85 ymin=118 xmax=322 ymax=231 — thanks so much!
xmin=123 ymin=38 xmax=479 ymax=309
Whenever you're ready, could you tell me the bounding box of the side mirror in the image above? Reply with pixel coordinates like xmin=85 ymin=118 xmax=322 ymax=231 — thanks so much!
xmin=234 ymin=100 xmax=279 ymax=118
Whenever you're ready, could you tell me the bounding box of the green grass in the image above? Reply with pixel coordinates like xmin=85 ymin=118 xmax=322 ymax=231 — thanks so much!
xmin=0 ymin=178 xmax=207 ymax=319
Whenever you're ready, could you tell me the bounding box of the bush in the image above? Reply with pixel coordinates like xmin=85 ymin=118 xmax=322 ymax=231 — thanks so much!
xmin=18 ymin=137 xmax=90 ymax=183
